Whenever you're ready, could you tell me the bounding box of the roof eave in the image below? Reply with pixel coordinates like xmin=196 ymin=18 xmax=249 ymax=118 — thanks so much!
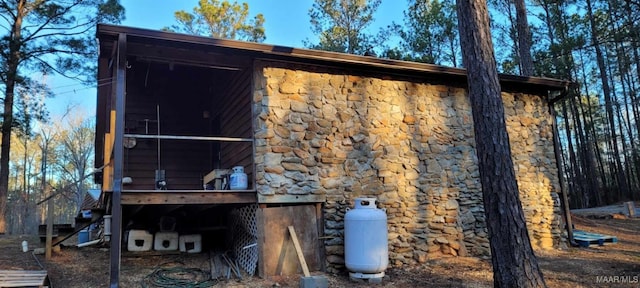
xmin=96 ymin=24 xmax=572 ymax=92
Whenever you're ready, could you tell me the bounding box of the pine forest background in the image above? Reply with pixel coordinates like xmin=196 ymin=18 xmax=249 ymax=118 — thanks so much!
xmin=3 ymin=0 xmax=640 ymax=234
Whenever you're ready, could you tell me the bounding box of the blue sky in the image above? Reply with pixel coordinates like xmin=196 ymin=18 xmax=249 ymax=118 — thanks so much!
xmin=121 ymin=0 xmax=405 ymax=48
xmin=46 ymin=0 xmax=406 ymax=117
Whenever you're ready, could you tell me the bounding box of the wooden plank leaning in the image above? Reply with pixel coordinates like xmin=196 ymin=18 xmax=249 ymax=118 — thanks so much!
xmin=287 ymin=226 xmax=311 ymax=277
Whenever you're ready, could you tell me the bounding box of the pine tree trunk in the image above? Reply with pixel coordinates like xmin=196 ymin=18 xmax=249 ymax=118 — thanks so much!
xmin=609 ymin=42 xmax=637 ymax=195
xmin=0 ymin=0 xmax=27 ymax=234
xmin=578 ymin=50 xmax=607 ymax=199
xmin=567 ymin=61 xmax=600 ymax=206
xmin=563 ymin=99 xmax=586 ymax=207
xmin=514 ymin=0 xmax=534 ymax=76
xmin=456 ymin=0 xmax=546 ymax=286
xmin=620 ymin=64 xmax=639 ymax=192
xmin=625 ymin=0 xmax=640 ymax=167
xmin=568 ymin=97 xmax=587 ymax=207
xmin=570 ymin=95 xmax=597 ymax=206
xmin=628 ymin=30 xmax=640 ymax=196
xmin=585 ymin=0 xmax=629 ymax=201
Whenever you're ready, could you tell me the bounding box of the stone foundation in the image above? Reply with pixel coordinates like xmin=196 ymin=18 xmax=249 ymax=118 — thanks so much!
xmin=253 ymin=61 xmax=563 ymax=271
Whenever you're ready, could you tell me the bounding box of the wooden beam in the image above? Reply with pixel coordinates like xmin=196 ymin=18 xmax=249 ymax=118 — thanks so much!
xmin=127 ymin=43 xmax=250 ymax=69
xmin=258 ymin=194 xmax=326 ymax=204
xmin=550 ymin=103 xmax=574 ymax=245
xmin=120 ymin=191 xmax=256 ymax=205
xmin=109 ymin=32 xmax=127 ymax=288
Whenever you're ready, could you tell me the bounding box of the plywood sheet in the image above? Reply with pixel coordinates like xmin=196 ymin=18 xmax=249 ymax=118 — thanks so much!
xmin=257 ymin=205 xmax=320 ymax=277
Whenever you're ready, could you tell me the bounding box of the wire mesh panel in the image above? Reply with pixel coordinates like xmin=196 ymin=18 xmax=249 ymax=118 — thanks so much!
xmin=229 ymin=204 xmax=258 ymax=275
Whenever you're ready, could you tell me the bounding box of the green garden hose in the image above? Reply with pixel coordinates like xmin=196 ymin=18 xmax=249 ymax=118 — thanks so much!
xmin=141 ymin=266 xmax=218 ymax=288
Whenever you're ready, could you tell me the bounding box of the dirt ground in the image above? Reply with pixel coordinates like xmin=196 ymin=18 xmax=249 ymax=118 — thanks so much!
xmin=1 ymin=213 xmax=639 ymax=288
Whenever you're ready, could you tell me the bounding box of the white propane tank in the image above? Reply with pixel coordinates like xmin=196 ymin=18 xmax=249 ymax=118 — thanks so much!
xmin=345 ymin=197 xmax=388 ymax=278
xmin=229 ymin=166 xmax=248 ymax=190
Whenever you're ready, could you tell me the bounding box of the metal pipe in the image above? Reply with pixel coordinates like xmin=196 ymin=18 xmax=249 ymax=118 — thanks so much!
xmin=124 ymin=133 xmax=253 ymax=142
xmin=104 ymin=215 xmax=112 ymax=237
xmin=136 ymin=56 xmax=242 ymax=71
xmin=78 ymin=239 xmax=102 ymax=248
xmin=157 ymin=104 xmax=161 ymax=171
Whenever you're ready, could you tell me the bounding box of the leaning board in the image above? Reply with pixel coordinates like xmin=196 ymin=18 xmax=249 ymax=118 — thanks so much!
xmin=257 ymin=205 xmax=320 ymax=277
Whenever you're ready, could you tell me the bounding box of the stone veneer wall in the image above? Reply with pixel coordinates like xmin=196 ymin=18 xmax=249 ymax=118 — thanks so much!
xmin=252 ymin=61 xmax=563 ymax=272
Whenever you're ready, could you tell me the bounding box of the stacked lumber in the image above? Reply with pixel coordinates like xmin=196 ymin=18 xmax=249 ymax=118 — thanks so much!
xmin=0 ymin=270 xmax=49 ymax=287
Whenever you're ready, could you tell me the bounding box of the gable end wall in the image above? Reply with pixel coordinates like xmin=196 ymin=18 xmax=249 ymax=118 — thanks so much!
xmin=252 ymin=61 xmax=563 ymax=271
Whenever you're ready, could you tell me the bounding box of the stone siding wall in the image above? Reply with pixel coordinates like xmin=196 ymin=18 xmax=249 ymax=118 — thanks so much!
xmin=253 ymin=61 xmax=563 ymax=272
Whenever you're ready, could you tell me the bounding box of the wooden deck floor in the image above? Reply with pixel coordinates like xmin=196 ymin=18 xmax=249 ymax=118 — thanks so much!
xmin=110 ymin=190 xmax=257 ymax=205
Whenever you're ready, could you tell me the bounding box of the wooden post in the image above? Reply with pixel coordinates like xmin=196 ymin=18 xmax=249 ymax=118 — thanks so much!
xmin=109 ymin=32 xmax=128 ymax=288
xmin=45 ymin=186 xmax=53 ymax=260
xmin=549 ymin=100 xmax=574 ymax=244
xmin=42 ymin=136 xmax=52 ymax=260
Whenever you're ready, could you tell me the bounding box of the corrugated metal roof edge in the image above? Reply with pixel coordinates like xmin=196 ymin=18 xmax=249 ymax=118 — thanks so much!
xmin=97 ymin=24 xmax=572 ymax=91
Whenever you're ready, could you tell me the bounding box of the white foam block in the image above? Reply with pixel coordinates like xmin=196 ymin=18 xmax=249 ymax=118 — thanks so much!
xmin=127 ymin=230 xmax=153 ymax=252
xmin=154 ymin=231 xmax=179 ymax=251
xmin=179 ymin=234 xmax=202 ymax=253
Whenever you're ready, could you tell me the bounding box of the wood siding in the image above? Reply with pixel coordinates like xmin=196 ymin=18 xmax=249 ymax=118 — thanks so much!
xmin=121 ymin=61 xmax=252 ymax=190
xmin=219 ymin=68 xmax=253 ymax=188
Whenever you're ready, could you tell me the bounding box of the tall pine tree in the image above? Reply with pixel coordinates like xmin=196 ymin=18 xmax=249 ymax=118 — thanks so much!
xmin=0 ymin=0 xmax=124 ymax=234
xmin=457 ymin=0 xmax=547 ymax=286
xmin=306 ymin=0 xmax=381 ymax=54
